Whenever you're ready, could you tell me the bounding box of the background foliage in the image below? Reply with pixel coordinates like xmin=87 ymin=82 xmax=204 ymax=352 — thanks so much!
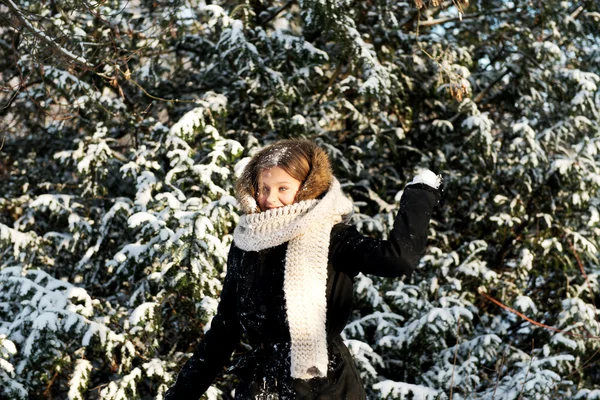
xmin=1 ymin=0 xmax=600 ymax=398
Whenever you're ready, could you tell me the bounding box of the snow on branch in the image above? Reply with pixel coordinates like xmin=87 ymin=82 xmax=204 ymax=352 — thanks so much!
xmin=373 ymin=380 xmax=443 ymax=400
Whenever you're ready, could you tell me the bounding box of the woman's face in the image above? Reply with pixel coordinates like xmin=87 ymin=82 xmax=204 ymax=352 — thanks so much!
xmin=257 ymin=166 xmax=302 ymax=211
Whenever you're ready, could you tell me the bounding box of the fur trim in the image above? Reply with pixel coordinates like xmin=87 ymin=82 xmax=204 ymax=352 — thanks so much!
xmin=235 ymin=140 xmax=333 ymax=214
xmin=295 ymin=144 xmax=332 ymax=203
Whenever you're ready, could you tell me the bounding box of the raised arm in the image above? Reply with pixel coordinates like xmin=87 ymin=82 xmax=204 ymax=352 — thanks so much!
xmin=331 ymin=181 xmax=440 ymax=278
xmin=164 ymin=247 xmax=242 ymax=400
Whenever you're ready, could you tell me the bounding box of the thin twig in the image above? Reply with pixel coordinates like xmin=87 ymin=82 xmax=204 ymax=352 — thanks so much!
xmin=566 ymin=238 xmax=598 ymax=316
xmin=478 ymin=288 xmax=600 ymax=340
xmin=564 ymin=347 xmax=600 ymax=380
xmin=1 ymin=86 xmax=21 ymax=110
xmin=114 ymin=68 xmax=198 ymax=104
xmin=89 ymin=382 xmax=110 ymax=392
xmin=550 ymin=346 xmax=600 ymax=398
xmin=473 ymin=68 xmax=512 ymax=104
xmin=0 ymin=79 xmax=42 ymax=115
xmin=4 ymin=1 xmax=212 ymax=109
xmin=43 ymin=370 xmax=59 ymax=396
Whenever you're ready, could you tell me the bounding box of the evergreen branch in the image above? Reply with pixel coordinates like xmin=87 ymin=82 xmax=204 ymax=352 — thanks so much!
xmin=418 ymin=7 xmax=515 ymax=28
xmin=465 ymin=1 xmax=583 ymax=107
xmin=491 ymin=187 xmax=538 ymax=271
xmin=2 ymin=0 xmax=92 ymax=67
xmin=478 ymin=289 xmax=600 ymax=341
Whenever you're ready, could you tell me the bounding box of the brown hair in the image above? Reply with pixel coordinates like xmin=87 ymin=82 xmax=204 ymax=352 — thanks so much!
xmin=236 ymin=139 xmax=333 ymax=213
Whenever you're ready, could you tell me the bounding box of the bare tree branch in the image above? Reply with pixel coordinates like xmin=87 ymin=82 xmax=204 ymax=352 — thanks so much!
xmin=474 ymin=68 xmax=512 ymax=104
xmin=260 ymin=0 xmax=296 ymax=26
xmin=1 ymin=0 xmax=92 ymax=67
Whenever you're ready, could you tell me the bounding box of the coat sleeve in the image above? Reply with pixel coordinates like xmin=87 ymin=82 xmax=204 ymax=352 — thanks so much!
xmin=164 ymin=246 xmax=242 ymax=400
xmin=331 ymin=183 xmax=439 ymax=278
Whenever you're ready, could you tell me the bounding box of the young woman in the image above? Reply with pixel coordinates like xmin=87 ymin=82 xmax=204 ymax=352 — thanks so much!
xmin=165 ymin=139 xmax=440 ymax=399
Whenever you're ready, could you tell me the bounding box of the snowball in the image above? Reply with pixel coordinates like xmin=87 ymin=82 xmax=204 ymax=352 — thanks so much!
xmin=408 ymin=169 xmax=442 ymax=189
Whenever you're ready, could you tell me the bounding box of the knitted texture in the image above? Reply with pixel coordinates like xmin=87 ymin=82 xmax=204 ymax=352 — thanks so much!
xmin=233 ymin=178 xmax=353 ymax=379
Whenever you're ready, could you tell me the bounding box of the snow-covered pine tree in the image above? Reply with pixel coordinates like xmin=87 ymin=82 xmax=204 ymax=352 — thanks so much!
xmin=1 ymin=0 xmax=600 ymax=399
xmin=1 ymin=1 xmax=243 ymax=398
xmin=337 ymin=1 xmax=600 ymax=399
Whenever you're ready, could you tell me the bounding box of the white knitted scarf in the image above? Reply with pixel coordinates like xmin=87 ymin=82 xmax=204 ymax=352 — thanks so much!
xmin=233 ymin=178 xmax=353 ymax=379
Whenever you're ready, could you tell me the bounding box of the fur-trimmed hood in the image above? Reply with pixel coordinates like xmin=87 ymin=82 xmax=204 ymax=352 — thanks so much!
xmin=236 ymin=140 xmax=333 ymax=214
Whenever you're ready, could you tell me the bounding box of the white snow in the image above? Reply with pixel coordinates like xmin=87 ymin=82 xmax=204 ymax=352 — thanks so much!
xmin=0 ymin=223 xmax=35 ymax=257
xmin=373 ymin=380 xmax=442 ymax=400
xmin=575 ymin=389 xmax=600 ymax=399
xmin=513 ymin=296 xmax=538 ymax=314
xmin=143 ymin=358 xmax=170 ymax=378
xmin=68 ymin=359 xmax=92 ymax=400
xmin=291 ymin=114 xmax=306 ymax=126
xmin=130 ymin=302 xmax=158 ymax=326
xmin=0 ymin=336 xmax=17 ymax=358
xmin=32 ymin=312 xmax=59 ymax=331
xmin=128 ymin=212 xmax=158 ymax=228
xmin=169 ymin=107 xmax=206 ymax=140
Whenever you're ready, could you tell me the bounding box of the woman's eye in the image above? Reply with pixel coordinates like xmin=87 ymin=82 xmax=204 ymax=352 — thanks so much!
xmin=279 ymin=187 xmax=288 ymax=192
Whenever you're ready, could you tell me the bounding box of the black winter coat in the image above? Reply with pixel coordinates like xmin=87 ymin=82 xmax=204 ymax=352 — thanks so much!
xmin=165 ymin=183 xmax=439 ymax=399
